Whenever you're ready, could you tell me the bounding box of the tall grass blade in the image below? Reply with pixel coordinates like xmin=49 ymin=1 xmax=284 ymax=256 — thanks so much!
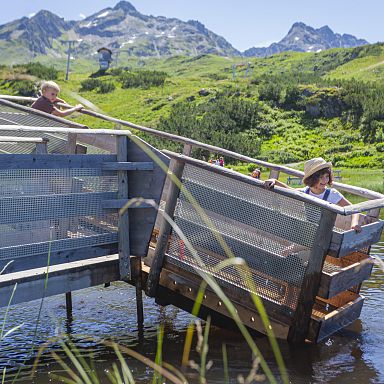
xmin=113 ymin=343 xmax=135 ymax=384
xmin=222 ymin=343 xmax=229 ymax=384
xmin=0 ymin=282 xmax=18 ymax=340
xmin=0 ymin=260 xmax=13 ymax=275
xmin=152 ymin=325 xmax=164 ymax=384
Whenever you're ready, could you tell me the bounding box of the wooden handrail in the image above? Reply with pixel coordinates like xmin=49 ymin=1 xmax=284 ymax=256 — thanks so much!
xmin=0 ymin=136 xmax=48 ymax=143
xmin=0 ymin=95 xmax=383 ymax=201
xmin=162 ymin=150 xmax=346 ymax=215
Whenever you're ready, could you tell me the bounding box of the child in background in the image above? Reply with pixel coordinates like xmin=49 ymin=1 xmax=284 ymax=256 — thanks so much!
xmin=251 ymin=168 xmax=261 ymax=179
xmin=32 ymin=81 xmax=83 ymax=117
xmin=219 ymin=157 xmax=224 ymax=167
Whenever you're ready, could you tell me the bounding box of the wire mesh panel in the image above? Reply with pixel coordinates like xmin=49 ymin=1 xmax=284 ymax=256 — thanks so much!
xmin=0 ymin=102 xmax=107 ymax=154
xmin=166 ymin=164 xmax=324 ymax=316
xmin=0 ymin=166 xmax=118 ymax=264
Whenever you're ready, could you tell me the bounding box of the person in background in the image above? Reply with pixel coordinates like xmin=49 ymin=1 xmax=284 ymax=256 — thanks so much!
xmin=251 ymin=168 xmax=261 ymax=179
xmin=32 ymin=81 xmax=83 ymax=117
xmin=219 ymin=157 xmax=224 ymax=167
xmin=264 ymin=157 xmax=361 ymax=232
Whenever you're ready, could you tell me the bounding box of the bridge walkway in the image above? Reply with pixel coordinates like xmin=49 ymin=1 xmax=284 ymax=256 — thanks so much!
xmin=0 ymin=97 xmax=383 ymax=344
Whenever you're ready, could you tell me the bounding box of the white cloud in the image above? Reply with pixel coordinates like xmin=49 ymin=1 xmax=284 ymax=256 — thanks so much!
xmin=28 ymin=13 xmax=36 ymax=18
xmin=79 ymin=13 xmax=86 ymax=19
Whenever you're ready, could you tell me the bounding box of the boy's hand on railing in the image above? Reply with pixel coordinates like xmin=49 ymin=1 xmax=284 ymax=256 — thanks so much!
xmin=264 ymin=178 xmax=276 ymax=189
xmin=351 ymin=224 xmax=362 ymax=233
xmin=74 ymin=104 xmax=84 ymax=111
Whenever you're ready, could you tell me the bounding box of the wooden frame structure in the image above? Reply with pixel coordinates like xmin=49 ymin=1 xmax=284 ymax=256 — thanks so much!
xmin=0 ymin=97 xmax=383 ymax=344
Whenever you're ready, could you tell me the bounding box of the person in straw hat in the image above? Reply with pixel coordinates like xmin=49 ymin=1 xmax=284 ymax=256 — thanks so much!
xmin=264 ymin=157 xmax=361 ymax=232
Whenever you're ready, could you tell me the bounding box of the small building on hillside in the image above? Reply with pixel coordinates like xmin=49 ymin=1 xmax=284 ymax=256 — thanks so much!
xmin=97 ymin=47 xmax=113 ymax=70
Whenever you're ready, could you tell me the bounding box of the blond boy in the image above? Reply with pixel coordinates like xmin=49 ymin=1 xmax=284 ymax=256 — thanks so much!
xmin=32 ymin=81 xmax=83 ymax=117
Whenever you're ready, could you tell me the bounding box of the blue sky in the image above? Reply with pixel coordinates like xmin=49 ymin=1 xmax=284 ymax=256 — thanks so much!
xmin=0 ymin=0 xmax=382 ymax=51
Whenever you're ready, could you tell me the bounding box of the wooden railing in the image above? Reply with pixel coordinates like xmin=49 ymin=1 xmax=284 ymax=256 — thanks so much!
xmin=0 ymin=95 xmax=383 ymax=203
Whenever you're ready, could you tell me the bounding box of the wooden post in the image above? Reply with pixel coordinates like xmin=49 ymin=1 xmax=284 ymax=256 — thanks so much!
xmin=67 ymin=133 xmax=77 ymax=154
xmin=287 ymin=208 xmax=337 ymax=343
xmin=269 ymin=169 xmax=280 ymax=179
xmin=65 ymin=291 xmax=73 ymax=322
xmin=35 ymin=138 xmax=48 ymax=154
xmin=132 ymin=257 xmax=144 ymax=327
xmin=117 ymin=136 xmax=131 ymax=280
xmin=146 ymin=158 xmax=186 ymax=297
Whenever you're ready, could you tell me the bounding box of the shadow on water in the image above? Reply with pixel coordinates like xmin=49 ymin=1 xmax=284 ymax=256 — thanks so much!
xmin=1 ymin=241 xmax=383 ymax=383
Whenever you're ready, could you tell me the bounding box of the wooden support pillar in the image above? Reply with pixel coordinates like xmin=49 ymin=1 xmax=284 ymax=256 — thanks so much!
xmin=132 ymin=257 xmax=144 ymax=327
xmin=117 ymin=135 xmax=131 ymax=280
xmin=288 ymin=208 xmax=337 ymax=343
xmin=269 ymin=169 xmax=280 ymax=179
xmin=65 ymin=291 xmax=73 ymax=322
xmin=35 ymin=138 xmax=48 ymax=154
xmin=146 ymin=158 xmax=186 ymax=297
xmin=182 ymin=144 xmax=192 ymax=156
xmin=67 ymin=132 xmax=77 ymax=154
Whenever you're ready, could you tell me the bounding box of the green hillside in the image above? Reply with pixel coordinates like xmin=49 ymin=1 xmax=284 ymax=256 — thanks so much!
xmin=1 ymin=44 xmax=384 ymax=180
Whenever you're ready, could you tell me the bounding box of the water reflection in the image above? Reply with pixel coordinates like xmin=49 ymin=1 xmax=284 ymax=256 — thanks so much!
xmin=0 ymin=242 xmax=383 ymax=383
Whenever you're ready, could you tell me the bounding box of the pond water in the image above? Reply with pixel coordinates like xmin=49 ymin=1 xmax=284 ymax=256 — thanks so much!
xmin=1 ymin=241 xmax=383 ymax=383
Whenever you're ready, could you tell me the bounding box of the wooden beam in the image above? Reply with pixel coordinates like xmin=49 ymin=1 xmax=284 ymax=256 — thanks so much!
xmin=117 ymin=136 xmax=131 ymax=280
xmin=318 ymin=253 xmax=373 ymax=299
xmin=146 ymin=159 xmax=185 ymax=297
xmin=0 ymin=153 xmax=116 ymax=170
xmin=0 ymin=255 xmax=120 ymax=308
xmin=102 ymin=199 xmax=155 ymax=210
xmin=101 ymin=161 xmax=154 ymax=171
xmin=328 ymin=221 xmax=384 ymax=257
xmin=0 ymin=244 xmax=118 ymax=274
xmin=287 ymin=208 xmax=338 ymax=343
xmin=0 ymin=136 xmax=47 ymax=143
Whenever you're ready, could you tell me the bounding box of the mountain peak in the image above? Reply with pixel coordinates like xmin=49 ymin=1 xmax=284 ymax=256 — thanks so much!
xmin=113 ymin=1 xmax=137 ymax=14
xmin=244 ymin=22 xmax=369 ymax=57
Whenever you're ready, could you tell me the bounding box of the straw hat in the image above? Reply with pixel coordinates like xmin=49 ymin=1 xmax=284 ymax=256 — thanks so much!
xmin=303 ymin=157 xmax=332 ymax=182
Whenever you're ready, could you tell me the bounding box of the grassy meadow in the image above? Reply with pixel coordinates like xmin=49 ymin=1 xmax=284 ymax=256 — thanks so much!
xmin=0 ymin=44 xmax=383 ymax=193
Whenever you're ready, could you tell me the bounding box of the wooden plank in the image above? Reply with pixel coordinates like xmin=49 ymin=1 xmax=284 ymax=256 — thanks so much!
xmin=0 ymin=136 xmax=47 ymax=143
xmin=0 ymin=255 xmax=120 ymax=308
xmin=0 ymin=192 xmax=116 ymax=224
xmin=102 ymin=199 xmax=154 ymax=209
xmin=158 ymin=268 xmax=290 ymax=339
xmin=0 ymin=153 xmax=117 ymax=170
xmin=117 ymin=135 xmax=131 ymax=280
xmin=67 ymin=133 xmax=77 ymax=154
xmin=287 ymin=208 xmax=337 ymax=344
xmin=0 ymin=244 xmax=118 ymax=274
xmin=329 ymin=221 xmax=384 ymax=257
xmin=126 ymin=136 xmax=170 ymax=257
xmin=35 ymin=141 xmax=48 ymax=154
xmin=344 ymin=198 xmax=384 ymax=215
xmin=146 ymin=159 xmax=184 ymax=297
xmin=102 ymin=161 xmax=154 ymax=171
xmin=318 ymin=253 xmax=374 ymax=299
xmin=162 ymin=260 xmax=297 ymax=325
xmin=76 ymin=133 xmax=117 ymax=153
xmin=308 ymin=294 xmax=364 ymax=343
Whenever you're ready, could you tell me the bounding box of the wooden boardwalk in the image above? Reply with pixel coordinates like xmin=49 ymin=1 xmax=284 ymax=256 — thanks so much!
xmin=0 ymin=97 xmax=383 ymax=344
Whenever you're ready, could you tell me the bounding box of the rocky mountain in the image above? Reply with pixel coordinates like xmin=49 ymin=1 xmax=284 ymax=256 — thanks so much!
xmin=0 ymin=1 xmax=240 ymax=61
xmin=0 ymin=4 xmax=370 ymax=63
xmin=244 ymin=22 xmax=369 ymax=57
